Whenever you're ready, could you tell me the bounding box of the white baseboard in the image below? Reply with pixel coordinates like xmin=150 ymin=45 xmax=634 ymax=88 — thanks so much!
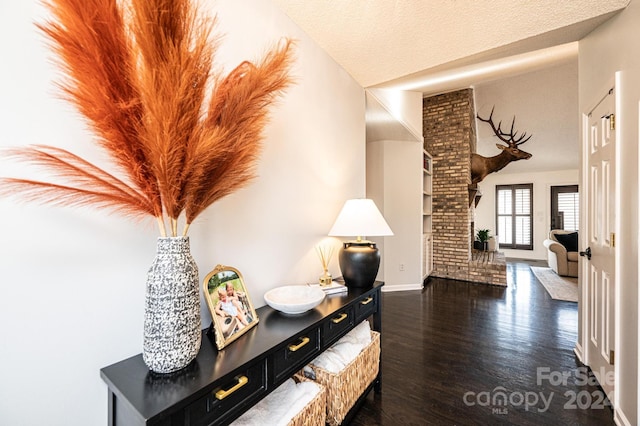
xmin=573 ymin=342 xmax=584 ymax=363
xmin=614 ymin=406 xmax=632 ymax=426
xmin=381 ymin=283 xmax=423 ymax=292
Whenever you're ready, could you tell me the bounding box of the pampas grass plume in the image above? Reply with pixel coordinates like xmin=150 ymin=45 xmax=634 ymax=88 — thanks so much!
xmin=0 ymin=0 xmax=294 ymax=237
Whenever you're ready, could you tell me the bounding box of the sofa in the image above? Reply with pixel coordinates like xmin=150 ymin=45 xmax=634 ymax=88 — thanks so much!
xmin=543 ymin=230 xmax=579 ymax=277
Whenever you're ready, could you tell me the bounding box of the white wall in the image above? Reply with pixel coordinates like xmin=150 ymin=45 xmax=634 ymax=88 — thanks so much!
xmin=472 ymin=59 xmax=580 ymax=259
xmin=365 ymin=90 xmax=424 ymax=291
xmin=367 ymin=139 xmax=423 ymax=290
xmin=366 ymin=88 xmax=423 ymax=141
xmin=579 ymin=1 xmax=640 ymax=424
xmin=382 ymin=139 xmax=423 ymax=289
xmin=474 ymin=170 xmax=579 ymax=260
xmin=0 ymin=1 xmax=365 ymax=425
xmin=473 ymin=60 xmax=579 ymax=174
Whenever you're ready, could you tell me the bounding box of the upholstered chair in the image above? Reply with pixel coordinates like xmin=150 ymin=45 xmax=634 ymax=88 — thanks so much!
xmin=543 ymin=230 xmax=579 ymax=277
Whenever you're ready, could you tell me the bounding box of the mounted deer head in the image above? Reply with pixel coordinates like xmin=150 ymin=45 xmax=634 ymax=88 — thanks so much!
xmin=471 ymin=107 xmax=533 ymax=184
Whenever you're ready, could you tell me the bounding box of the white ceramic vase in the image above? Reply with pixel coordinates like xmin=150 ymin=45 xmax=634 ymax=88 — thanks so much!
xmin=143 ymin=236 xmax=201 ymax=374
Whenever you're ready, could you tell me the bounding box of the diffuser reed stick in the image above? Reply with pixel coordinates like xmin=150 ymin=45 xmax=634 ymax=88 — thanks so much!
xmin=316 ymin=244 xmax=334 ymax=285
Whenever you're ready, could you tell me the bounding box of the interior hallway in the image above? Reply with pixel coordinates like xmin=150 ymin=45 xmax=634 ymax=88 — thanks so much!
xmin=351 ymin=260 xmax=615 ymax=425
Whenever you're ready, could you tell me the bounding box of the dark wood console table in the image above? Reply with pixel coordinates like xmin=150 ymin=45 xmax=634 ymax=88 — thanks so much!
xmin=101 ymin=282 xmax=383 ymax=426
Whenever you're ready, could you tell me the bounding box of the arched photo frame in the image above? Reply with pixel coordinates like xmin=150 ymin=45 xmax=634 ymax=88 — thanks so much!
xmin=203 ymin=265 xmax=259 ymax=350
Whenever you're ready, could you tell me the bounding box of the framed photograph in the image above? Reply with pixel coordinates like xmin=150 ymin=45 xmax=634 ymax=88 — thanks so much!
xmin=203 ymin=265 xmax=259 ymax=350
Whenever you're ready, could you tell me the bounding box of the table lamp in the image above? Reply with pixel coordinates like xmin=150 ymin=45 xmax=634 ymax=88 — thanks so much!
xmin=328 ymin=199 xmax=393 ymax=288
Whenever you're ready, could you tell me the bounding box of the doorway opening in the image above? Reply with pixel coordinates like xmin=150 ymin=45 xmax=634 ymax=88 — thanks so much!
xmin=551 ymin=185 xmax=579 ymax=231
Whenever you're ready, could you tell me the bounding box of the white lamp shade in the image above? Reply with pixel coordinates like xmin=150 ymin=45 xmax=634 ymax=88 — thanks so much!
xmin=328 ymin=199 xmax=393 ymax=238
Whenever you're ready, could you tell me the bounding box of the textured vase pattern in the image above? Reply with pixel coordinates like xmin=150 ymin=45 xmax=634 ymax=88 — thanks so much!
xmin=143 ymin=236 xmax=201 ymax=373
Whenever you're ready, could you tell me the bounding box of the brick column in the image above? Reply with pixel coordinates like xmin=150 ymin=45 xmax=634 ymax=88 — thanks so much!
xmin=423 ymin=89 xmax=475 ymax=281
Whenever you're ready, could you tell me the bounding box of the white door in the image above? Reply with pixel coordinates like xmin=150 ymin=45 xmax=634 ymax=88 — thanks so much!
xmin=583 ymin=88 xmax=616 ymax=400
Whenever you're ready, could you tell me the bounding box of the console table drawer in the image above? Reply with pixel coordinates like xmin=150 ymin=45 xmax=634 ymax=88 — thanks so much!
xmin=272 ymin=328 xmax=321 ymax=382
xmin=322 ymin=306 xmax=355 ymax=346
xmin=101 ymin=283 xmax=384 ymax=426
xmin=354 ymin=292 xmax=378 ymax=323
xmin=186 ymin=360 xmax=267 ymax=426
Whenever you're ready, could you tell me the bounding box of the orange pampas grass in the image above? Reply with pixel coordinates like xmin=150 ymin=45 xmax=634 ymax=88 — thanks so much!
xmin=0 ymin=0 xmax=294 ymax=237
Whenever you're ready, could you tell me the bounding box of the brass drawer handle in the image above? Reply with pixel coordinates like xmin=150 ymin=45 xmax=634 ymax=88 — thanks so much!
xmin=361 ymin=297 xmax=373 ymax=305
xmin=332 ymin=313 xmax=348 ymax=324
xmin=215 ymin=375 xmax=248 ymax=400
xmin=288 ymin=336 xmax=310 ymax=352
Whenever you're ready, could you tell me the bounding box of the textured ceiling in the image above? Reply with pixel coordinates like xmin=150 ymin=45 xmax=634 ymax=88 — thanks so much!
xmin=273 ymin=1 xmax=630 ymax=175
xmin=272 ymin=0 xmax=629 ymax=91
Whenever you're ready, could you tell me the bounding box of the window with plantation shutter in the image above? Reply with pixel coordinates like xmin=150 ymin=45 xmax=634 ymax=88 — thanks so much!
xmin=496 ymin=184 xmax=533 ymax=250
xmin=551 ymin=185 xmax=579 ymax=231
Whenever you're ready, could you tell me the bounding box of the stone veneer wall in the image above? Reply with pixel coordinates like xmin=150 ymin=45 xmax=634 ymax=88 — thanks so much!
xmin=423 ymin=89 xmax=476 ymax=281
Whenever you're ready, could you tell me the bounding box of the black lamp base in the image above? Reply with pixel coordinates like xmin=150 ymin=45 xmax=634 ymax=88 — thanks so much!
xmin=338 ymin=241 xmax=380 ymax=288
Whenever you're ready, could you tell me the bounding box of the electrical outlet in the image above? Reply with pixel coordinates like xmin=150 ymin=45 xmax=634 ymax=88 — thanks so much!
xmin=399 ymin=263 xmax=405 ymax=271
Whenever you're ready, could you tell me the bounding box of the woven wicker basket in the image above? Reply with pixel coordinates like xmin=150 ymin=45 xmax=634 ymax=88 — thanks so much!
xmin=305 ymin=331 xmax=380 ymax=426
xmin=288 ymin=375 xmax=326 ymax=426
xmin=231 ymin=375 xmax=325 ymax=426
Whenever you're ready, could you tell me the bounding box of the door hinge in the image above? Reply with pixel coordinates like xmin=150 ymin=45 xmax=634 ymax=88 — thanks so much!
xmin=611 ymin=232 xmax=616 ymax=248
xmin=601 ymin=114 xmax=615 ymax=130
xmin=610 ymin=350 xmax=615 ymax=365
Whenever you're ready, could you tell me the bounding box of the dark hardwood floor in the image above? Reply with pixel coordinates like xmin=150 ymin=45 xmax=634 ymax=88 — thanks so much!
xmin=351 ymin=260 xmax=615 ymax=425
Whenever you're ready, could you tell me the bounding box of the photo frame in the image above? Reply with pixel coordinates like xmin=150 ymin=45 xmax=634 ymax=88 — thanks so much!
xmin=203 ymin=265 xmax=259 ymax=350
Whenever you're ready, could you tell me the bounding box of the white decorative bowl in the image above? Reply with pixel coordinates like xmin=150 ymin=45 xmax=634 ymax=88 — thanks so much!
xmin=264 ymin=285 xmax=326 ymax=315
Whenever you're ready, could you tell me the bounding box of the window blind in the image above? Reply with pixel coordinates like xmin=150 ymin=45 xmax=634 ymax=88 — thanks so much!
xmin=558 ymin=192 xmax=579 ymax=231
xmin=496 ymin=184 xmax=533 ymax=250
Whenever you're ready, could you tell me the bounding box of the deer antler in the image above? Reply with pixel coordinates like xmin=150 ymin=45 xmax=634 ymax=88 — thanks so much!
xmin=477 ymin=107 xmax=532 ymax=146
